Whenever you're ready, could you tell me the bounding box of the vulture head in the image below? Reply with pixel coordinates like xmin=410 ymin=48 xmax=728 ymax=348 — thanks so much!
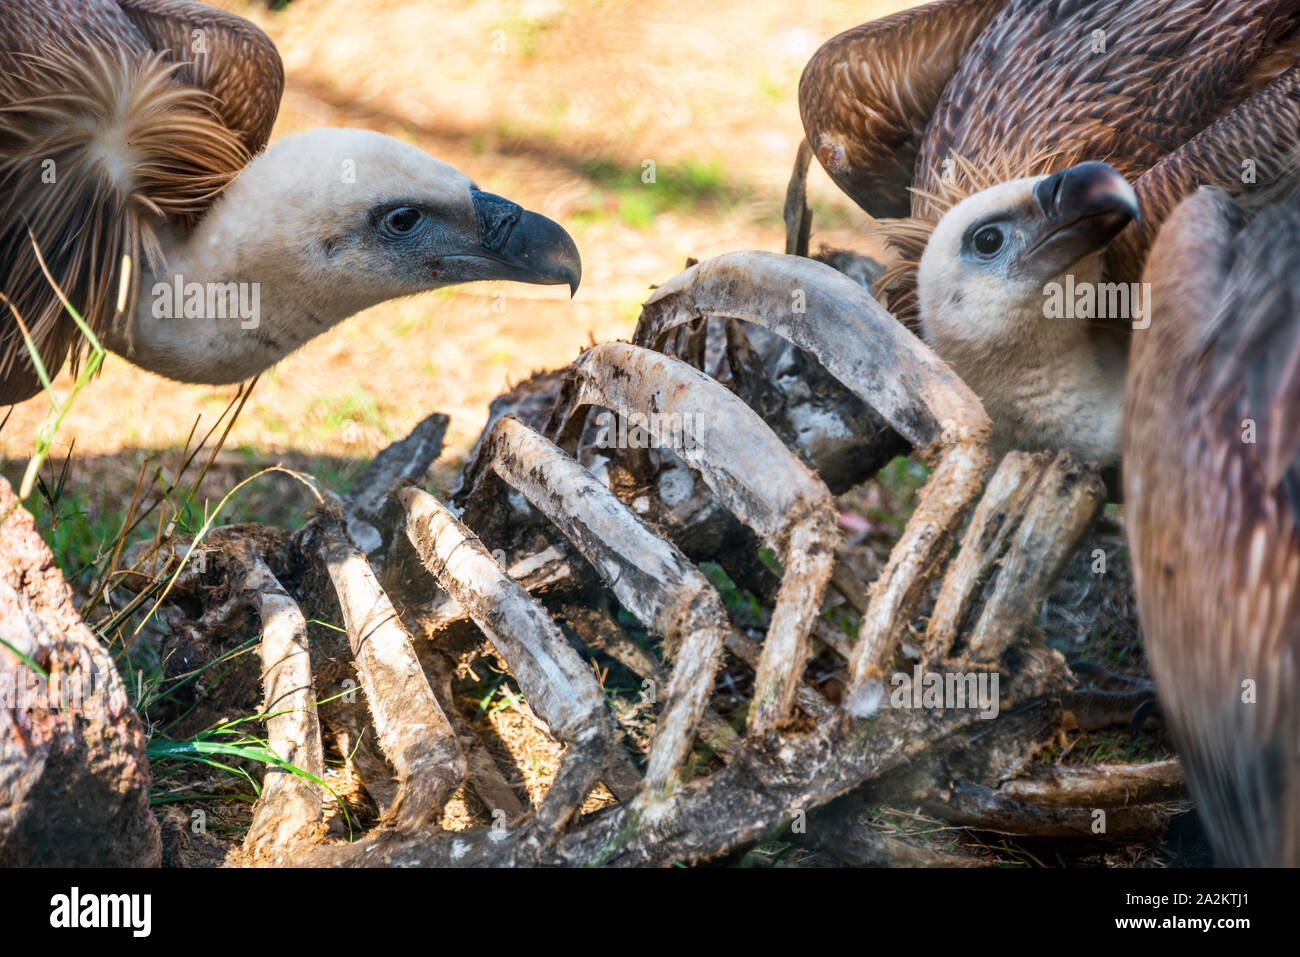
xmin=125 ymin=128 xmax=582 ymax=385
xmin=211 ymin=129 xmax=579 ymax=297
xmin=918 ymin=161 xmax=1139 ymax=348
xmin=915 ymin=161 xmax=1139 ymax=465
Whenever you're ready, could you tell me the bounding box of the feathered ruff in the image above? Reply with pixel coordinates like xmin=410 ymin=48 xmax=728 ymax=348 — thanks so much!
xmin=0 ymin=29 xmax=248 ymax=403
xmin=866 ymin=149 xmax=1067 ymax=330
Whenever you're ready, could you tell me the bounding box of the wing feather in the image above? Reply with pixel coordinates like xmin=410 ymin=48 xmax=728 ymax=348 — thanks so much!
xmin=116 ymin=0 xmax=283 ymax=156
xmin=798 ymin=0 xmax=1006 ymax=219
xmin=1202 ymin=191 xmax=1300 ymax=525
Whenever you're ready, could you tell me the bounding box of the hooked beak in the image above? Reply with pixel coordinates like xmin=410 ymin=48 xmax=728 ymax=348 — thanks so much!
xmin=454 ymin=189 xmax=582 ymax=296
xmin=1020 ymin=161 xmax=1139 ymax=278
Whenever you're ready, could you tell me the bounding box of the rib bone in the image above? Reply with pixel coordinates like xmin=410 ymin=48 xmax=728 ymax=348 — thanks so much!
xmin=397 ymin=486 xmax=615 ymax=831
xmin=307 ymin=517 xmax=466 ymax=829
xmin=926 ymin=452 xmax=1050 ymax=661
xmin=630 ymin=252 xmax=991 ymax=706
xmin=235 ymin=547 xmax=326 ymax=861
xmin=1000 ymin=760 xmax=1185 ymax=808
xmin=964 ymin=451 xmax=1106 ymax=664
xmin=466 ymin=415 xmax=730 ymax=793
xmin=546 ymin=341 xmax=838 ymax=733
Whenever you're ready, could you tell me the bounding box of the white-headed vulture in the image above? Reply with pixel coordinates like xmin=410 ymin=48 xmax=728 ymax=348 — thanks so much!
xmin=795 ymin=0 xmax=1300 ymax=325
xmin=1126 ymin=186 xmax=1300 ymax=866
xmin=1 ymin=0 xmax=580 ymax=405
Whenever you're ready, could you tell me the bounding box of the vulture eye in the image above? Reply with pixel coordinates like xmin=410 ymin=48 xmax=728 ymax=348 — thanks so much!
xmin=380 ymin=206 xmax=424 ymax=237
xmin=973 ymin=226 xmax=1004 ymax=257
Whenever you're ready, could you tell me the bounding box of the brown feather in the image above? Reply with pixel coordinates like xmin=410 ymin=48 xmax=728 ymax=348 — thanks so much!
xmin=0 ymin=31 xmax=247 ymax=403
xmin=0 ymin=0 xmax=282 ymax=405
xmin=798 ymin=0 xmax=1006 ymax=219
xmin=800 ymin=0 xmax=1300 ymax=325
xmin=115 ymin=0 xmax=284 ymax=156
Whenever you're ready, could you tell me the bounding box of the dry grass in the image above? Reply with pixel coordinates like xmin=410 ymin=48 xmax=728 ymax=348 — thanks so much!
xmin=484 ymin=693 xmax=618 ymax=816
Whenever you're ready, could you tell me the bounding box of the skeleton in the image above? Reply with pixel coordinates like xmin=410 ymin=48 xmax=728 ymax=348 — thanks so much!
xmin=117 ymin=252 xmax=1183 ymax=867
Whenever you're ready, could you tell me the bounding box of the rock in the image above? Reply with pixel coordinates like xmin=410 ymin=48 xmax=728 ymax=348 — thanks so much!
xmin=0 ymin=476 xmax=160 ymax=866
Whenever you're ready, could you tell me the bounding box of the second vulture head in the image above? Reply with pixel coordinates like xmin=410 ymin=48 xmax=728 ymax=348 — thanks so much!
xmin=119 ymin=128 xmax=582 ymax=387
xmin=915 ymin=161 xmax=1140 ymax=466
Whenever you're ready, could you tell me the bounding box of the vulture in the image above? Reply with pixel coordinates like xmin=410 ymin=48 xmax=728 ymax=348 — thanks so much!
xmin=1126 ymin=186 xmax=1300 ymax=867
xmin=791 ymin=0 xmax=1300 ymax=461
xmin=0 ymin=0 xmax=581 ymax=405
xmin=915 ymin=160 xmax=1137 ymax=463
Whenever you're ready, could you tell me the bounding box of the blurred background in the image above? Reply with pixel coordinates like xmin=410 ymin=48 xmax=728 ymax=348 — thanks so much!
xmin=1 ymin=0 xmax=911 ymax=538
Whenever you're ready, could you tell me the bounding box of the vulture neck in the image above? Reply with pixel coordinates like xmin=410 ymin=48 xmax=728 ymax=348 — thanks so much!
xmin=111 ymin=200 xmax=376 ymax=386
xmin=930 ymin=261 xmax=1125 ymax=465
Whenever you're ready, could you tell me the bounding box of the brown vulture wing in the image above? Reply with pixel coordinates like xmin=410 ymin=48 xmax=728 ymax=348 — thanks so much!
xmin=918 ymin=1 xmax=1300 ymax=219
xmin=1112 ymin=63 xmax=1300 ymax=286
xmin=1127 ymin=187 xmax=1300 ymax=865
xmin=1200 ymin=191 xmax=1300 ymax=523
xmin=115 ymin=0 xmax=284 ymax=156
xmin=797 ymin=0 xmax=1007 ymax=220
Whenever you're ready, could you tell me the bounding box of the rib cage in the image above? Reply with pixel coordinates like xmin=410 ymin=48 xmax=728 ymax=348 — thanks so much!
xmin=107 ymin=252 xmax=1186 ymax=867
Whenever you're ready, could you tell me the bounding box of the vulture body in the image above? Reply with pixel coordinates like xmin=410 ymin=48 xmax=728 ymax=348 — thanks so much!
xmin=798 ymin=0 xmax=1300 ymax=290
xmin=1126 ymin=187 xmax=1300 ymax=866
xmin=1 ymin=0 xmax=580 ymax=405
xmin=793 ymin=0 xmax=1300 ymax=462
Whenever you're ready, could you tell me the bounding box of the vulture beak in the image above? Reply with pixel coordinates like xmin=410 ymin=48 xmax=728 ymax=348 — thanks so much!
xmin=1021 ymin=161 xmax=1139 ymax=278
xmin=460 ymin=189 xmax=582 ymax=296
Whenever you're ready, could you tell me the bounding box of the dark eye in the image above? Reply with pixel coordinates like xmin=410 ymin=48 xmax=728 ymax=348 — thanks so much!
xmin=380 ymin=206 xmax=423 ymax=236
xmin=973 ymin=226 xmax=1004 ymax=256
